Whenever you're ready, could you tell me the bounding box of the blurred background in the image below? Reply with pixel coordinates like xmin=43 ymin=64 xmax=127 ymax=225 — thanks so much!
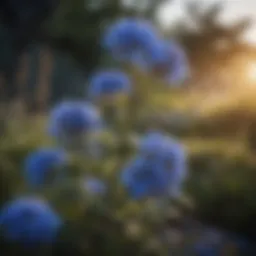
xmin=0 ymin=0 xmax=256 ymax=254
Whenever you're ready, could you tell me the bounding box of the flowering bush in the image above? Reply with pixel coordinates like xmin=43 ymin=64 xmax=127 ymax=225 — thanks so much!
xmin=0 ymin=17 xmax=255 ymax=256
xmin=0 ymin=128 xmax=255 ymax=254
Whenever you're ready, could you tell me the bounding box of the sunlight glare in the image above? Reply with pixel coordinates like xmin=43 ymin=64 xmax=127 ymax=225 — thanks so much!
xmin=248 ymin=62 xmax=256 ymax=82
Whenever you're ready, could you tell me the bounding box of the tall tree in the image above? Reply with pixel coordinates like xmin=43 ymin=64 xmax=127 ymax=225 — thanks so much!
xmin=0 ymin=0 xmax=170 ymax=109
xmin=167 ymin=1 xmax=252 ymax=89
xmin=42 ymin=0 xmax=169 ymax=71
xmin=0 ymin=0 xmax=59 ymax=99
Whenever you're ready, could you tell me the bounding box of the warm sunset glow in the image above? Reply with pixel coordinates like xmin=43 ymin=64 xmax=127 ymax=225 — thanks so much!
xmin=247 ymin=62 xmax=256 ymax=82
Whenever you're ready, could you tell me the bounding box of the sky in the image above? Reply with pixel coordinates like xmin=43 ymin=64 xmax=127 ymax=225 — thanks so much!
xmin=157 ymin=0 xmax=256 ymax=45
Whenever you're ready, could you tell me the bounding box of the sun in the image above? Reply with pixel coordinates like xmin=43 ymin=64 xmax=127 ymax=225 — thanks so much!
xmin=247 ymin=62 xmax=256 ymax=82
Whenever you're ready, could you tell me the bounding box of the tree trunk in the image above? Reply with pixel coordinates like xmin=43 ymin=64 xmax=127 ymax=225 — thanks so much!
xmin=35 ymin=47 xmax=54 ymax=113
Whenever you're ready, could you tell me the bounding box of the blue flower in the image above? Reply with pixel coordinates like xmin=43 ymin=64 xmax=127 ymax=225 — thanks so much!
xmin=24 ymin=148 xmax=67 ymax=188
xmin=123 ymin=132 xmax=187 ymax=199
xmin=88 ymin=70 xmax=131 ymax=100
xmin=82 ymin=177 xmax=107 ymax=196
xmin=121 ymin=156 xmax=171 ymax=199
xmin=0 ymin=197 xmax=62 ymax=244
xmin=134 ymin=40 xmax=189 ymax=85
xmin=48 ymin=101 xmax=102 ymax=138
xmin=102 ymin=18 xmax=158 ymax=62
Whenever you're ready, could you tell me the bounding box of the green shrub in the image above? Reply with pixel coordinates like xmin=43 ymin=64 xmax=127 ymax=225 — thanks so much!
xmin=0 ymin=123 xmax=169 ymax=255
xmin=0 ymin=117 xmax=255 ymax=250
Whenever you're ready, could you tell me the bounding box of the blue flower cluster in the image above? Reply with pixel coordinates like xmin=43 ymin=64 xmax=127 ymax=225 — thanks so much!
xmin=88 ymin=70 xmax=132 ymax=101
xmin=121 ymin=132 xmax=187 ymax=200
xmin=48 ymin=101 xmax=102 ymax=139
xmin=102 ymin=18 xmax=158 ymax=62
xmin=103 ymin=18 xmax=189 ymax=85
xmin=0 ymin=197 xmax=62 ymax=244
